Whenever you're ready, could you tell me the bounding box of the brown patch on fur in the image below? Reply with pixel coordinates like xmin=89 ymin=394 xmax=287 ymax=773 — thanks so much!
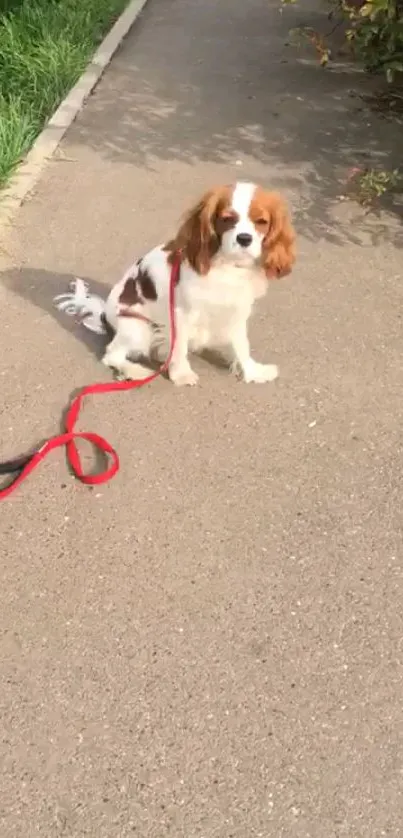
xmin=164 ymin=185 xmax=235 ymax=275
xmin=137 ymin=266 xmax=158 ymax=301
xmin=118 ymin=263 xmax=158 ymax=307
xmin=119 ymin=277 xmax=141 ymax=306
xmin=249 ymin=188 xmax=296 ymax=279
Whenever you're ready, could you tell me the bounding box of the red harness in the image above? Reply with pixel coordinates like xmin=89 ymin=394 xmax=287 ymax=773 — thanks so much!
xmin=0 ymin=255 xmax=181 ymax=500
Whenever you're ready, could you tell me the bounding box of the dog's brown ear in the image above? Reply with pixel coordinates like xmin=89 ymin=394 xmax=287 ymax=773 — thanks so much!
xmin=261 ymin=193 xmax=296 ymax=279
xmin=165 ymin=186 xmax=231 ymax=275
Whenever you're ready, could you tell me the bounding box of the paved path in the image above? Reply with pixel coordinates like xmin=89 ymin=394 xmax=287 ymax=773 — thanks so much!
xmin=1 ymin=0 xmax=402 ymax=835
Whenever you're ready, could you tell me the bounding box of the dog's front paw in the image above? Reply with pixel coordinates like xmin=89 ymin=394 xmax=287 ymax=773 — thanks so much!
xmin=169 ymin=364 xmax=199 ymax=387
xmin=242 ymin=361 xmax=279 ymax=384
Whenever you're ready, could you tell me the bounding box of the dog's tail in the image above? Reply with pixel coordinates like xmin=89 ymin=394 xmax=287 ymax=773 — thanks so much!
xmin=53 ymin=278 xmax=107 ymax=335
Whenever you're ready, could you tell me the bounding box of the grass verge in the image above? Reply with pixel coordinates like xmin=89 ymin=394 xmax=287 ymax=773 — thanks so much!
xmin=0 ymin=0 xmax=129 ymax=188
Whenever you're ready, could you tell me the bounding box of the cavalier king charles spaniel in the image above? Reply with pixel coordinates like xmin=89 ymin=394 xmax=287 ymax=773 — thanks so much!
xmin=55 ymin=181 xmax=295 ymax=385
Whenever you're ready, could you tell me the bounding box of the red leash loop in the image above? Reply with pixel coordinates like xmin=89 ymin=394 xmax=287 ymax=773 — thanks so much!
xmin=0 ymin=256 xmax=180 ymax=500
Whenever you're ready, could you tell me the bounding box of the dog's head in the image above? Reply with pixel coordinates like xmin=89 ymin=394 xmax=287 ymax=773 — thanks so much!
xmin=166 ymin=182 xmax=296 ymax=278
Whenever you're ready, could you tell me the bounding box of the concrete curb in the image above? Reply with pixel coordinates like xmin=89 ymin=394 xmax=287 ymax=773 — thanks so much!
xmin=0 ymin=0 xmax=149 ymax=228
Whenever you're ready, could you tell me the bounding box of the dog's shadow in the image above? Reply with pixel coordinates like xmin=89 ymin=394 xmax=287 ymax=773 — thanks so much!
xmin=0 ymin=267 xmax=115 ymax=480
xmin=2 ymin=266 xmax=108 ymax=359
xmin=1 ymin=266 xmax=229 ymax=371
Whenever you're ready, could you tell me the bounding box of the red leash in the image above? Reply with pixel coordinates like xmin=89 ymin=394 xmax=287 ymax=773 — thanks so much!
xmin=0 ymin=256 xmax=181 ymax=500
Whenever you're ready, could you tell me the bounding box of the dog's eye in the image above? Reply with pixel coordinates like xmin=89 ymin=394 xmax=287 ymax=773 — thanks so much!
xmin=256 ymin=217 xmax=268 ymax=226
xmin=218 ymin=213 xmax=236 ymax=230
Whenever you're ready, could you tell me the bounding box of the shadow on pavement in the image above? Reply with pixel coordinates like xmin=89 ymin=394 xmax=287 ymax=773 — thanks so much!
xmin=1 ymin=267 xmax=108 ymax=359
xmin=70 ymin=0 xmax=403 ymax=248
xmin=0 ymin=266 xmax=230 ymax=372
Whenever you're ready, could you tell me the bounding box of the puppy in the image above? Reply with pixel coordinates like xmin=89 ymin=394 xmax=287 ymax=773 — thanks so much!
xmin=55 ymin=181 xmax=295 ymax=385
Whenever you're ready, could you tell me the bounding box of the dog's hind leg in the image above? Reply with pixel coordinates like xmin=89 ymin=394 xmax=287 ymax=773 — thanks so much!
xmin=102 ymin=316 xmax=152 ymax=380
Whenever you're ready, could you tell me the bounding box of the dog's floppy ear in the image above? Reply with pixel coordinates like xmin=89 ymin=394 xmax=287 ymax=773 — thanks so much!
xmin=261 ymin=193 xmax=296 ymax=279
xmin=165 ymin=186 xmax=230 ymax=275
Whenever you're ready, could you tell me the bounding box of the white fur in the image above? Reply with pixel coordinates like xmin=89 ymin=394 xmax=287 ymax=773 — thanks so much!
xmin=54 ymin=279 xmax=106 ymax=334
xmin=54 ymin=182 xmax=279 ymax=386
xmin=220 ymin=181 xmax=264 ymax=263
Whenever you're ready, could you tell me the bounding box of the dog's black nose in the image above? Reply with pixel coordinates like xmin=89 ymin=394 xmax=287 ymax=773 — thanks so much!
xmin=236 ymin=232 xmax=253 ymax=248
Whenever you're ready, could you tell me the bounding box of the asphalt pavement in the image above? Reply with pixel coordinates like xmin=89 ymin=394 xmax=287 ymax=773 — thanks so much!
xmin=0 ymin=0 xmax=402 ymax=835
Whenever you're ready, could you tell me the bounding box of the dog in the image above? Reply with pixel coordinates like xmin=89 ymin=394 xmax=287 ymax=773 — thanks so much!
xmin=55 ymin=181 xmax=295 ymax=386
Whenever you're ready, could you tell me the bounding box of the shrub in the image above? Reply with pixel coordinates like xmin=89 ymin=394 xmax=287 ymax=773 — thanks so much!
xmin=343 ymin=0 xmax=403 ymax=81
xmin=282 ymin=0 xmax=403 ymax=82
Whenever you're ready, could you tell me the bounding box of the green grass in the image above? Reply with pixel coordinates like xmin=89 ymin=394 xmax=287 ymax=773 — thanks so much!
xmin=0 ymin=0 xmax=129 ymax=187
